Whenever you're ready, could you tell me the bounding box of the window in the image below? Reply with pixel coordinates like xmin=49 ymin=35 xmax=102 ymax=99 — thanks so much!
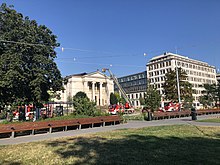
xmin=140 ymin=93 xmax=142 ymax=98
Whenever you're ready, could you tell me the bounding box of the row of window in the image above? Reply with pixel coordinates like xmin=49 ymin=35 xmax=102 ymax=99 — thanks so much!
xmin=177 ymin=61 xmax=215 ymax=73
xmin=118 ymin=73 xmax=146 ymax=83
xmin=185 ymin=70 xmax=215 ymax=78
xmin=127 ymin=92 xmax=145 ymax=99
xmin=148 ymin=61 xmax=171 ymax=71
xmin=149 ymin=75 xmax=216 ymax=84
xmin=124 ymin=85 xmax=147 ymax=93
xmin=148 ymin=60 xmax=215 ymax=73
xmin=119 ymin=79 xmax=146 ymax=88
xmin=148 ymin=68 xmax=172 ymax=77
xmin=149 ymin=68 xmax=215 ymax=79
xmin=193 ymin=90 xmax=202 ymax=95
xmin=188 ymin=77 xmax=216 ymax=84
xmin=149 ymin=77 xmax=166 ymax=83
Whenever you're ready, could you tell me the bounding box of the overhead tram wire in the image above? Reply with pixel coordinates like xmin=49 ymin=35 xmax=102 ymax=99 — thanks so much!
xmin=55 ymin=60 xmax=145 ymax=68
xmin=0 ymin=40 xmax=146 ymax=59
xmin=0 ymin=40 xmax=49 ymax=47
xmin=2 ymin=39 xmax=218 ymax=62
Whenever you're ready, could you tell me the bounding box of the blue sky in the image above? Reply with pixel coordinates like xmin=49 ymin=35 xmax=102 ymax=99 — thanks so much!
xmin=2 ymin=0 xmax=220 ymax=77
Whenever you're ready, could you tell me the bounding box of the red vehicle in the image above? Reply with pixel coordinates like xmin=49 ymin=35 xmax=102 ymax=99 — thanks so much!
xmin=108 ymin=102 xmax=134 ymax=115
xmin=163 ymin=102 xmax=180 ymax=112
xmin=108 ymin=104 xmax=124 ymax=115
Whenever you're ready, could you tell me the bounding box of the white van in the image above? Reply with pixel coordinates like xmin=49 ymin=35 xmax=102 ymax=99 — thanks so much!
xmin=192 ymin=102 xmax=203 ymax=110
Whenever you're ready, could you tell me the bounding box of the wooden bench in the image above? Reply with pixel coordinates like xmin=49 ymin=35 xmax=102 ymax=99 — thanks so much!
xmin=153 ymin=111 xmax=191 ymax=120
xmin=0 ymin=115 xmax=121 ymax=138
xmin=153 ymin=109 xmax=220 ymax=120
xmin=196 ymin=109 xmax=220 ymax=115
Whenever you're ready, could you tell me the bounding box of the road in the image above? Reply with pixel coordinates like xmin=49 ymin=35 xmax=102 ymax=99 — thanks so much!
xmin=0 ymin=114 xmax=219 ymax=145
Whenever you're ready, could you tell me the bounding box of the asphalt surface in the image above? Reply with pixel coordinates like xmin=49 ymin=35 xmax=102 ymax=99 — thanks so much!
xmin=0 ymin=114 xmax=220 ymax=145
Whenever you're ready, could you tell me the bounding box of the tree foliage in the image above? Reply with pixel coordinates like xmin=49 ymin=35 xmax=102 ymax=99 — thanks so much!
xmin=74 ymin=91 xmax=88 ymax=99
xmin=199 ymin=83 xmax=218 ymax=107
xmin=72 ymin=92 xmax=98 ymax=116
xmin=110 ymin=93 xmax=118 ymax=105
xmin=163 ymin=68 xmax=193 ymax=104
xmin=0 ymin=3 xmax=62 ymax=107
xmin=114 ymin=92 xmax=126 ymax=104
xmin=217 ymin=82 xmax=220 ymax=105
xmin=143 ymin=86 xmax=161 ymax=112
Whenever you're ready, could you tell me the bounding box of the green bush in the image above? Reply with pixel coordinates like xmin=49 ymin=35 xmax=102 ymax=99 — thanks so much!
xmin=0 ymin=112 xmax=6 ymax=119
xmin=73 ymin=97 xmax=98 ymax=116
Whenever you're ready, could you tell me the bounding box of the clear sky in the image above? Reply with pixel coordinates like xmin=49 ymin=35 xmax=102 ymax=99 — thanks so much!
xmin=2 ymin=0 xmax=220 ymax=77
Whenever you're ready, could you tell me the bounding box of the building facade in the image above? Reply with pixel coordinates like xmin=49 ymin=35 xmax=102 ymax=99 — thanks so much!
xmin=146 ymin=52 xmax=217 ymax=102
xmin=115 ymin=71 xmax=147 ymax=107
xmin=56 ymin=71 xmax=114 ymax=106
xmin=217 ymin=73 xmax=220 ymax=84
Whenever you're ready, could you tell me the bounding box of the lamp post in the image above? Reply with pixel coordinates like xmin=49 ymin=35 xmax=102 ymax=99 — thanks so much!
xmin=175 ymin=60 xmax=181 ymax=108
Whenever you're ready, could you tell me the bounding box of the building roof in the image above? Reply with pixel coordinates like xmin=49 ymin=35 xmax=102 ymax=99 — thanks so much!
xmin=64 ymin=70 xmax=110 ymax=79
xmin=148 ymin=52 xmax=215 ymax=68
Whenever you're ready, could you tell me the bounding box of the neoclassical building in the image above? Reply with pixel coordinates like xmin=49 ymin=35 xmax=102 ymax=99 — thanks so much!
xmin=56 ymin=71 xmax=114 ymax=106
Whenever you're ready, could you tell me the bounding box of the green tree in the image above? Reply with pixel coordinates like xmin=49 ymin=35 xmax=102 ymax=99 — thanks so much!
xmin=139 ymin=94 xmax=145 ymax=106
xmin=74 ymin=91 xmax=88 ymax=99
xmin=114 ymin=92 xmax=126 ymax=104
xmin=110 ymin=93 xmax=118 ymax=105
xmin=143 ymin=86 xmax=161 ymax=112
xmin=200 ymin=84 xmax=218 ymax=107
xmin=72 ymin=92 xmax=98 ymax=116
xmin=163 ymin=68 xmax=193 ymax=108
xmin=0 ymin=4 xmax=62 ymax=107
xmin=217 ymin=82 xmax=220 ymax=106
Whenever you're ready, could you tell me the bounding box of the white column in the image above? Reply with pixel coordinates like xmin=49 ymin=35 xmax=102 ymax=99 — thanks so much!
xmin=100 ymin=82 xmax=103 ymax=106
xmin=106 ymin=82 xmax=110 ymax=105
xmin=92 ymin=81 xmax=95 ymax=101
xmin=83 ymin=81 xmax=88 ymax=93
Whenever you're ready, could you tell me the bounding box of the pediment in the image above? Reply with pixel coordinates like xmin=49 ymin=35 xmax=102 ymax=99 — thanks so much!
xmin=82 ymin=71 xmax=110 ymax=79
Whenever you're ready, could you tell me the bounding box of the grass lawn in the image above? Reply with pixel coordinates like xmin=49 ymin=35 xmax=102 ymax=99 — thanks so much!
xmin=0 ymin=125 xmax=220 ymax=165
xmin=198 ymin=117 xmax=220 ymax=123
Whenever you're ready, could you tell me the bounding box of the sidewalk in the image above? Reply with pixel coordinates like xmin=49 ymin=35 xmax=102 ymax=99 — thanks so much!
xmin=0 ymin=114 xmax=219 ymax=145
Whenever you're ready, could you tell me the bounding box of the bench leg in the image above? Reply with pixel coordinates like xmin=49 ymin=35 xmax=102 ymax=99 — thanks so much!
xmin=103 ymin=122 xmax=105 ymax=127
xmin=64 ymin=126 xmax=68 ymax=131
xmin=49 ymin=127 xmax=52 ymax=133
xmin=10 ymin=131 xmax=15 ymax=138
xmin=31 ymin=129 xmax=35 ymax=135
xmin=91 ymin=123 xmax=94 ymax=128
xmin=78 ymin=124 xmax=81 ymax=130
xmin=114 ymin=121 xmax=116 ymax=125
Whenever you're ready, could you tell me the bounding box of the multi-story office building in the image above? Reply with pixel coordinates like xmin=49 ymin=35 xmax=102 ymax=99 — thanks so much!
xmin=217 ymin=73 xmax=220 ymax=84
xmin=146 ymin=52 xmax=217 ymax=102
xmin=55 ymin=71 xmax=114 ymax=106
xmin=115 ymin=71 xmax=147 ymax=107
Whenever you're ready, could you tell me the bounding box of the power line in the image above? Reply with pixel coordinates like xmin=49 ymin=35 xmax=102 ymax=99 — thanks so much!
xmin=56 ymin=60 xmax=145 ymax=68
xmin=0 ymin=40 xmax=48 ymax=47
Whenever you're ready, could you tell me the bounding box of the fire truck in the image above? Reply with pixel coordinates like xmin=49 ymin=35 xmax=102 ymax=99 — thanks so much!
xmin=102 ymin=68 xmax=134 ymax=115
xmin=162 ymin=101 xmax=181 ymax=112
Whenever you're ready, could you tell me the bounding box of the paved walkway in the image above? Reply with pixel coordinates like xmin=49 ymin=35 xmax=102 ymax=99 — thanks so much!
xmin=0 ymin=114 xmax=220 ymax=145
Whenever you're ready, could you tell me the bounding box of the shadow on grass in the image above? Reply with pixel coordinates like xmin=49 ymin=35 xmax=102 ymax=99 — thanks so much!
xmin=0 ymin=160 xmax=22 ymax=165
xmin=46 ymin=134 xmax=220 ymax=165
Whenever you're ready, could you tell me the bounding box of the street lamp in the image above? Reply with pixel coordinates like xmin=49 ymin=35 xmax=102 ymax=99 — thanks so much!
xmin=175 ymin=60 xmax=181 ymax=108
